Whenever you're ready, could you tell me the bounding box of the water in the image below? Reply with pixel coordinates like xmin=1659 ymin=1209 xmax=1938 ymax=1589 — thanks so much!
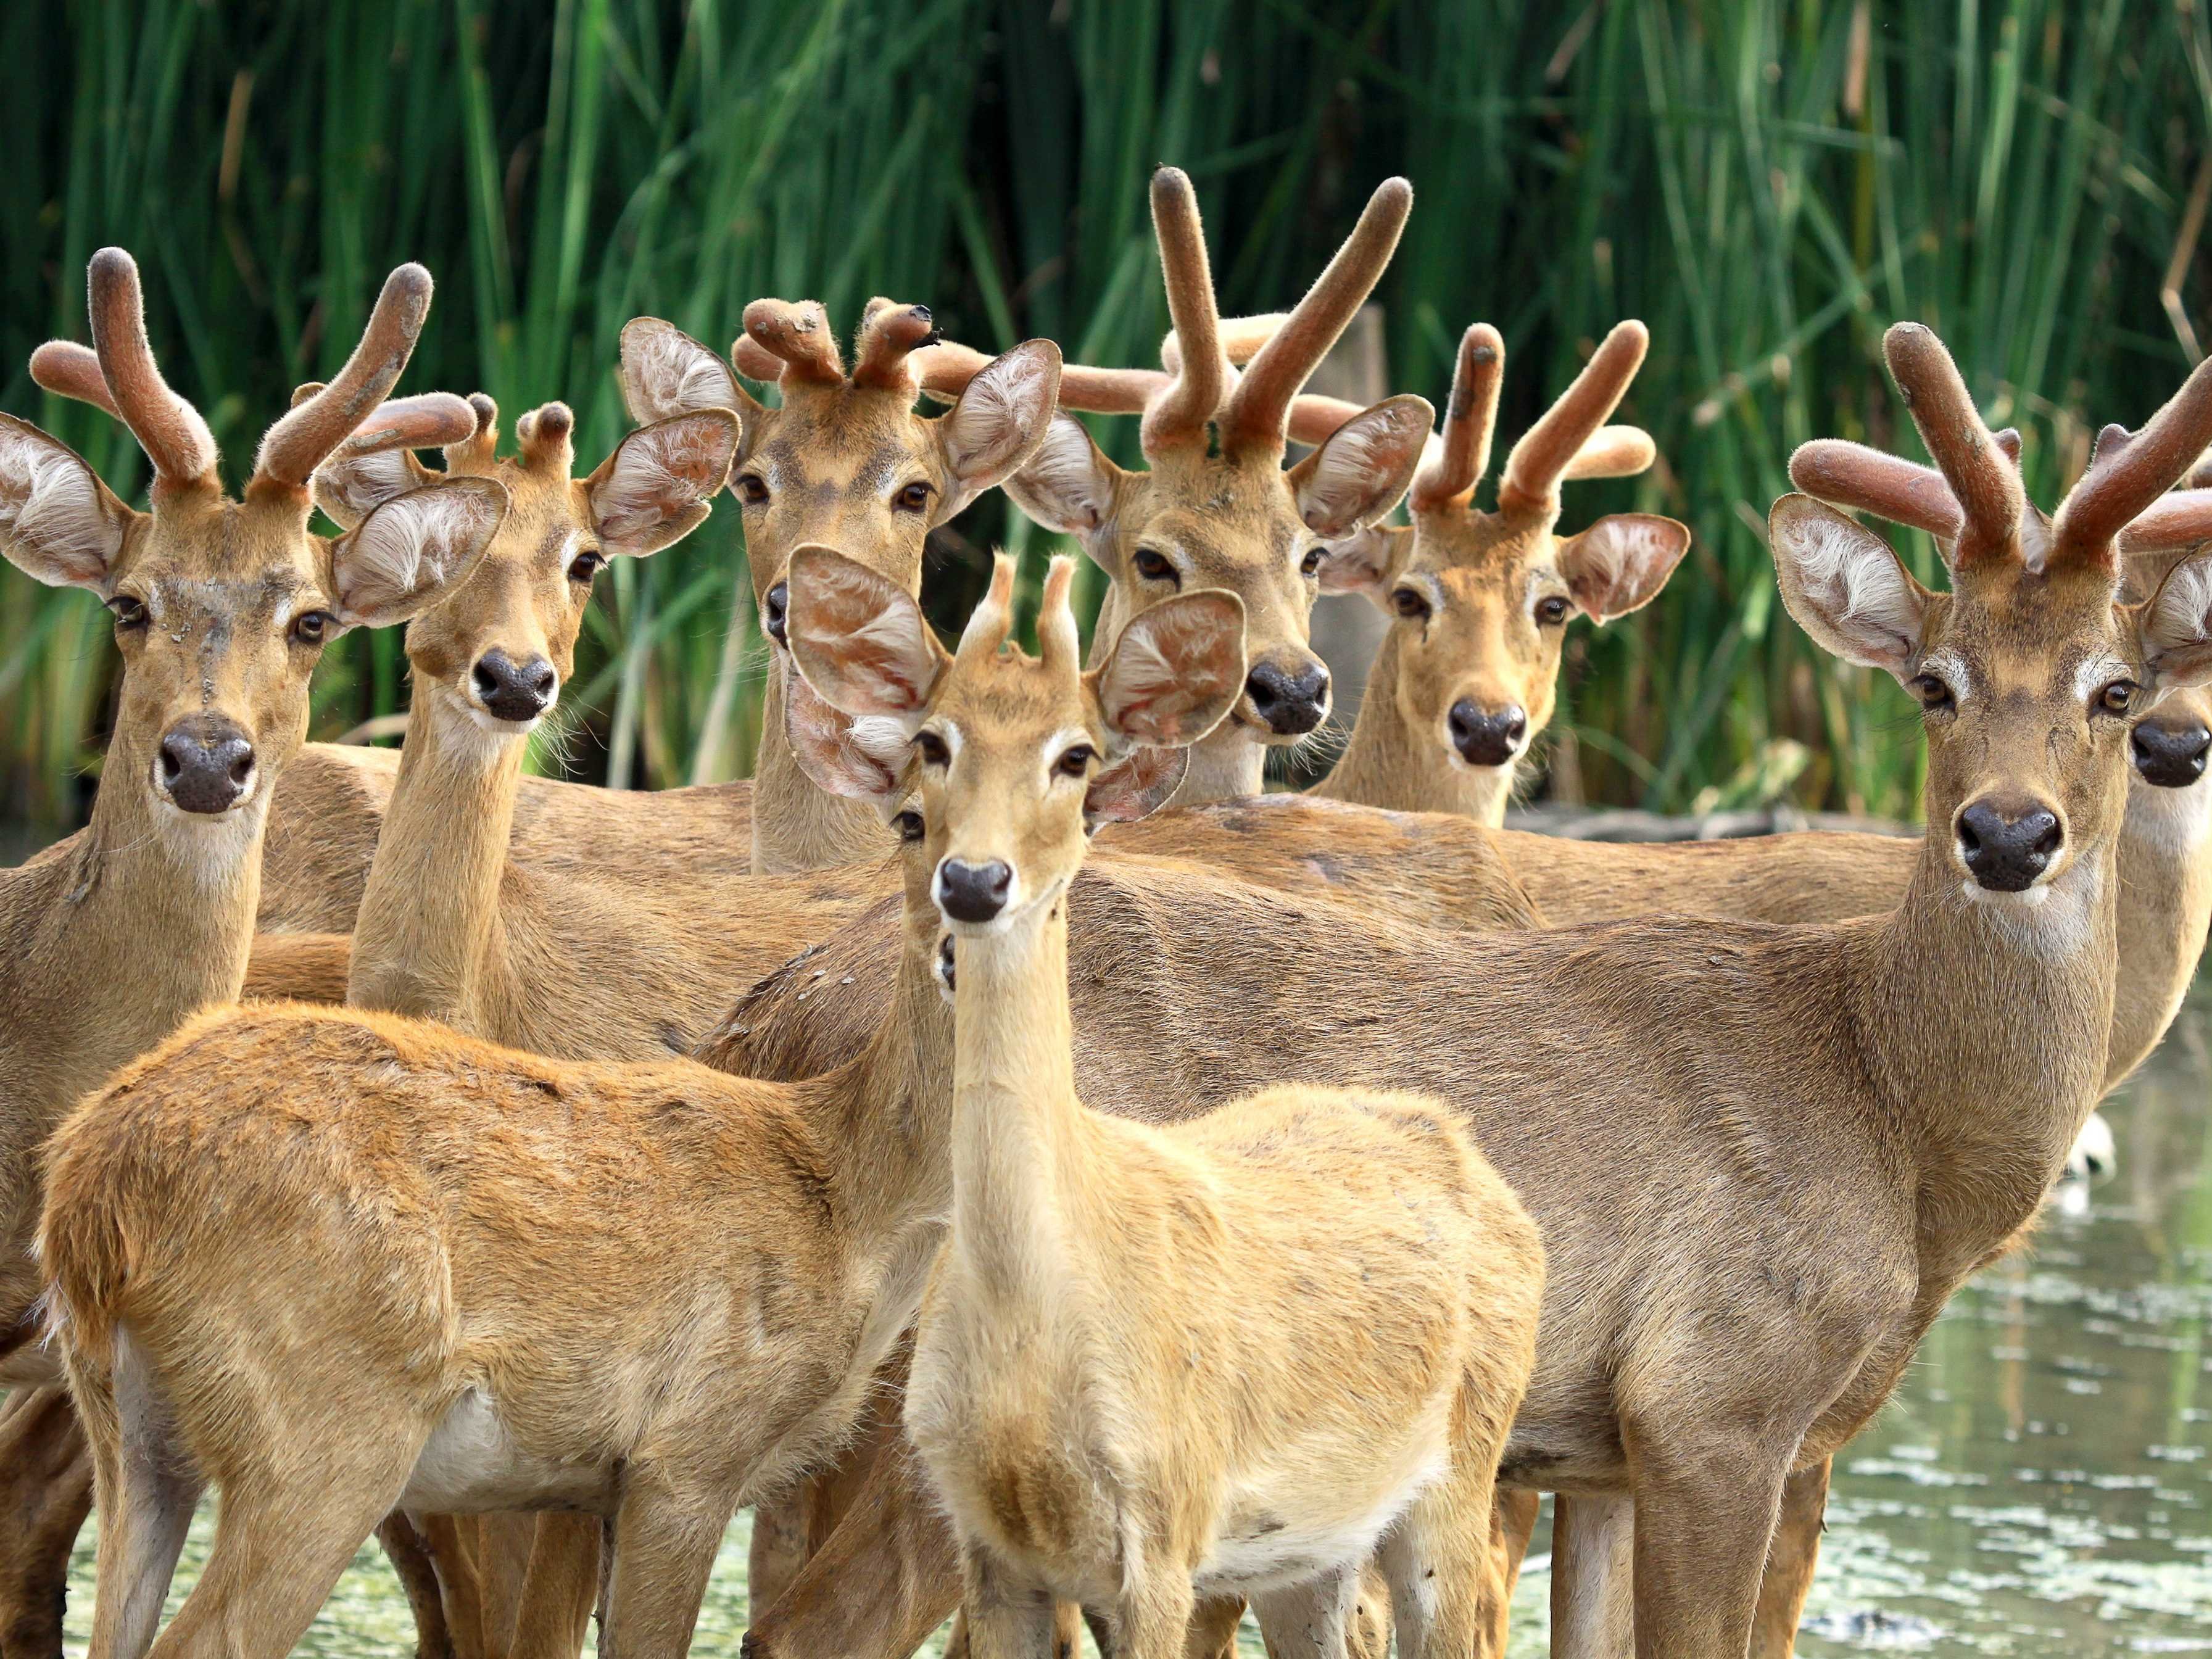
xmin=57 ymin=988 xmax=2212 ymax=1657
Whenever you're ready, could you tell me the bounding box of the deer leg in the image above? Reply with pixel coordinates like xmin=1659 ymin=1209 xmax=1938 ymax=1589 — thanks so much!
xmin=1549 ymin=1495 xmax=1634 ymax=1659
xmin=1109 ymin=1568 xmax=1197 ymax=1659
xmin=745 ymin=1498 xmax=811 ymax=1625
xmin=945 ymin=1599 xmax=1087 ymax=1659
xmin=597 ymin=1485 xmax=727 ymax=1659
xmin=0 ymin=1388 xmax=93 ymax=1659
xmin=377 ymin=1512 xmax=457 ymax=1659
xmin=1622 ymin=1423 xmax=1791 ymax=1659
xmin=739 ymin=1430 xmax=963 ymax=1659
xmin=70 ymin=1360 xmax=199 ymax=1659
xmin=1749 ymin=1460 xmax=1829 ymax=1659
xmin=1373 ymin=1446 xmax=1506 ymax=1659
xmin=418 ymin=1515 xmax=490 ymax=1659
xmin=474 ymin=1513 xmax=538 ymax=1659
xmin=956 ymin=1545 xmax=1056 ymax=1659
xmin=1249 ymin=1566 xmax=1359 ymax=1659
xmin=507 ymin=1515 xmax=600 ymax=1659
xmin=1181 ymin=1596 xmax=1241 ymax=1659
xmin=1492 ymin=1487 xmax=1540 ymax=1609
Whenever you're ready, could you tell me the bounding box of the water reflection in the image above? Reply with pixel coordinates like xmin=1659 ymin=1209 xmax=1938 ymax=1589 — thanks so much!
xmin=59 ymin=991 xmax=2212 ymax=1658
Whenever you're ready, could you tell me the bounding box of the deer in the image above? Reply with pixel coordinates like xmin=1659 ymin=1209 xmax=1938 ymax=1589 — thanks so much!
xmin=0 ymin=250 xmax=502 ymax=1659
xmin=710 ymin=325 xmax=2212 ymax=1659
xmin=29 ymin=540 xmax=1258 ymax=1659
xmin=782 ymin=547 xmax=1545 ymax=1658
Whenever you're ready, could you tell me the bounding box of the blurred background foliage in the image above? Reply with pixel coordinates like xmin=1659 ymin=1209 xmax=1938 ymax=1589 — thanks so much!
xmin=3 ymin=0 xmax=2208 ymax=835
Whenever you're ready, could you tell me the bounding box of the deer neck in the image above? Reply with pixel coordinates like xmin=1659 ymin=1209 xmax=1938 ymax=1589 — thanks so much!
xmin=25 ymin=722 xmax=268 ymax=1104
xmin=2105 ymin=773 xmax=2212 ymax=1086
xmin=944 ymin=890 xmax=1089 ymax=1310
xmin=344 ymin=685 xmax=523 ymax=1033
xmin=1855 ymin=825 xmax=2121 ymax=1278
xmin=752 ymin=660 xmax=895 ymax=874
xmin=1314 ymin=635 xmax=1514 ymax=823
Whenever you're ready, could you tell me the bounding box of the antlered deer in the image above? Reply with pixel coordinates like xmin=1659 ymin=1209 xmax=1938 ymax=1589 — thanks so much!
xmin=0 ymin=251 xmax=499 ymax=1658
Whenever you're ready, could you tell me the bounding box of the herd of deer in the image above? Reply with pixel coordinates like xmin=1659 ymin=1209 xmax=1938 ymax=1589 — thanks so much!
xmin=0 ymin=164 xmax=2209 ymax=1659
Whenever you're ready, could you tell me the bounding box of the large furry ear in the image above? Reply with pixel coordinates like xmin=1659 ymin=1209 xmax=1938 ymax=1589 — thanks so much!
xmin=783 ymin=664 xmax=916 ymax=808
xmin=314 ymin=446 xmax=435 ymax=532
xmin=0 ymin=414 xmax=136 ymax=592
xmin=934 ymin=340 xmax=1064 ymax=515
xmin=784 ymin=545 xmax=950 ymax=717
xmin=1316 ymin=523 xmax=1413 ymax=600
xmin=1005 ymin=413 xmax=1124 ymax=537
xmin=1286 ymin=395 xmax=1433 ymax=539
xmin=328 ymin=478 xmax=508 ymax=629
xmin=1768 ymin=494 xmax=1932 ymax=679
xmin=2140 ymin=544 xmax=2212 ymax=693
xmin=1091 ymin=590 xmax=1247 ymax=747
xmin=1557 ymin=513 xmax=1691 ymax=624
xmin=586 ymin=412 xmax=740 ymax=556
xmin=619 ymin=317 xmax=764 ymax=439
xmin=1085 ymin=745 xmax=1189 ymax=825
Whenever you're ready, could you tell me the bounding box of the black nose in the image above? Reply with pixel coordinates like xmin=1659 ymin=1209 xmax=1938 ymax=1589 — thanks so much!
xmin=2132 ymin=721 xmax=2211 ymax=789
xmin=937 ymin=858 xmax=1012 ymax=925
xmin=472 ymin=650 xmax=558 ymax=722
xmin=1956 ymin=799 xmax=2064 ymax=892
xmin=1448 ymin=700 xmax=1528 ymax=767
xmin=1246 ymin=661 xmax=1329 ymax=735
xmin=764 ymin=581 xmax=790 ymax=648
xmin=157 ymin=717 xmax=255 ymax=814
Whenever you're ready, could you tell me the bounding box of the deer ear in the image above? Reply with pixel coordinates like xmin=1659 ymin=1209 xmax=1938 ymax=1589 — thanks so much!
xmin=586 ymin=412 xmax=740 ymax=557
xmin=1317 ymin=523 xmax=1412 ymax=600
xmin=1085 ymin=745 xmax=1189 ymax=826
xmin=785 ymin=545 xmax=949 ymax=718
xmin=329 ymin=478 xmax=508 ymax=630
xmin=1006 ymin=413 xmax=1124 ymax=537
xmin=783 ymin=664 xmax=916 ymax=808
xmin=1092 ymin=590 xmax=1248 ymax=748
xmin=937 ymin=341 xmax=1064 ymax=512
xmin=1768 ymin=494 xmax=1931 ymax=680
xmin=0 ymin=415 xmax=136 ymax=592
xmin=619 ymin=317 xmax=764 ymax=433
xmin=1557 ymin=513 xmax=1691 ymax=624
xmin=313 ymin=447 xmax=436 ymax=532
xmin=1286 ymin=395 xmax=1433 ymax=540
xmin=2140 ymin=544 xmax=2212 ymax=692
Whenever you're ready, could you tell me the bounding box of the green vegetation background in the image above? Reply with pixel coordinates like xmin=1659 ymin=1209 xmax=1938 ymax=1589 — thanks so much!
xmin=2 ymin=0 xmax=2203 ymax=833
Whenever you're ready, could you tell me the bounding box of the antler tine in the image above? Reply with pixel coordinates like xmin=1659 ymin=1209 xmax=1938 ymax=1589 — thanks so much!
xmin=1410 ymin=323 xmax=1505 ymax=514
xmin=1037 ymin=553 xmax=1081 ymax=674
xmin=956 ymin=550 xmax=1021 ymax=666
xmin=516 ymin=402 xmax=576 ymax=473
xmin=28 ymin=341 xmax=122 ymax=420
xmin=742 ymin=299 xmax=845 ymax=387
xmin=1788 ymin=439 xmax=1966 ymax=544
xmin=1220 ymin=176 xmax=1412 ymax=455
xmin=851 ymin=299 xmax=940 ymax=394
xmin=1499 ymin=320 xmax=1649 ymax=510
xmin=914 ymin=339 xmax=1164 ymax=415
xmin=2052 ymin=356 xmax=2212 ymax=571
xmin=1879 ymin=323 xmax=2021 ymax=568
xmin=1140 ymin=168 xmax=1230 ymax=455
xmin=86 ymin=247 xmax=218 ymax=490
xmin=1161 ymin=312 xmax=1286 ymax=373
xmin=324 ymin=393 xmax=479 ymax=464
xmin=254 ymin=263 xmax=436 ymax=494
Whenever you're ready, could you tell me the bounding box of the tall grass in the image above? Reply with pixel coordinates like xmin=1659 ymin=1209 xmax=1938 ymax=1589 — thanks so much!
xmin=1 ymin=0 xmax=2203 ymax=833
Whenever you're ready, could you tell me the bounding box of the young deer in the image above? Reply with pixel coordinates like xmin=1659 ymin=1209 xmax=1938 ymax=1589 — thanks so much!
xmin=0 ymin=252 xmax=499 ymax=1658
xmin=924 ymin=167 xmax=1436 ymax=805
xmin=1306 ymin=320 xmax=1689 ymax=821
xmin=786 ymin=549 xmax=1544 ymax=1658
xmin=30 ymin=543 xmax=1247 ymax=1659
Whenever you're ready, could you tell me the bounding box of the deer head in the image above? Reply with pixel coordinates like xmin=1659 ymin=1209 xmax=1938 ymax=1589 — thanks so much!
xmin=4 ymin=251 xmax=502 ymax=842
xmin=1316 ymin=320 xmax=1689 ymax=779
xmin=1775 ymin=323 xmax=2212 ymax=899
xmin=922 ymin=170 xmax=1430 ymax=793
xmin=781 ymin=544 xmax=1243 ymax=962
xmin=314 ymin=392 xmax=737 ymax=738
xmin=2104 ymin=449 xmax=2212 ymax=790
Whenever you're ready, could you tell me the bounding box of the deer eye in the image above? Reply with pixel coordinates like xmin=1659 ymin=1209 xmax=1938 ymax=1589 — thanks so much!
xmin=893 ymin=481 xmax=934 ymax=515
xmin=735 ymin=474 xmax=770 ymax=507
xmin=1910 ymin=673 xmax=1954 ymax=713
xmin=1536 ymin=595 xmax=1572 ymax=626
xmin=914 ymin=730 xmax=950 ymax=767
xmin=106 ymin=594 xmax=148 ymax=630
xmin=2098 ymin=679 xmax=2141 ymax=716
xmin=568 ymin=549 xmax=607 ymax=584
xmin=1300 ymin=545 xmax=1326 ymax=579
xmin=1056 ymin=744 xmax=1096 ymax=779
xmin=1391 ymin=587 xmax=1431 ymax=623
xmin=1132 ymin=547 xmax=1179 ymax=587
xmin=290 ymin=610 xmax=334 ymax=647
xmin=893 ymin=809 xmax=925 ymax=843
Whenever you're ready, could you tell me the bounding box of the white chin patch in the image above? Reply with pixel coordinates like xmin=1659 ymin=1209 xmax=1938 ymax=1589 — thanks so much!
xmin=1959 ymin=879 xmax=2051 ymax=908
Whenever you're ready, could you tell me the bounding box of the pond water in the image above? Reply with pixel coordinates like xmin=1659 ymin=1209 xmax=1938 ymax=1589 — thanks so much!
xmin=57 ymin=986 xmax=2212 ymax=1658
